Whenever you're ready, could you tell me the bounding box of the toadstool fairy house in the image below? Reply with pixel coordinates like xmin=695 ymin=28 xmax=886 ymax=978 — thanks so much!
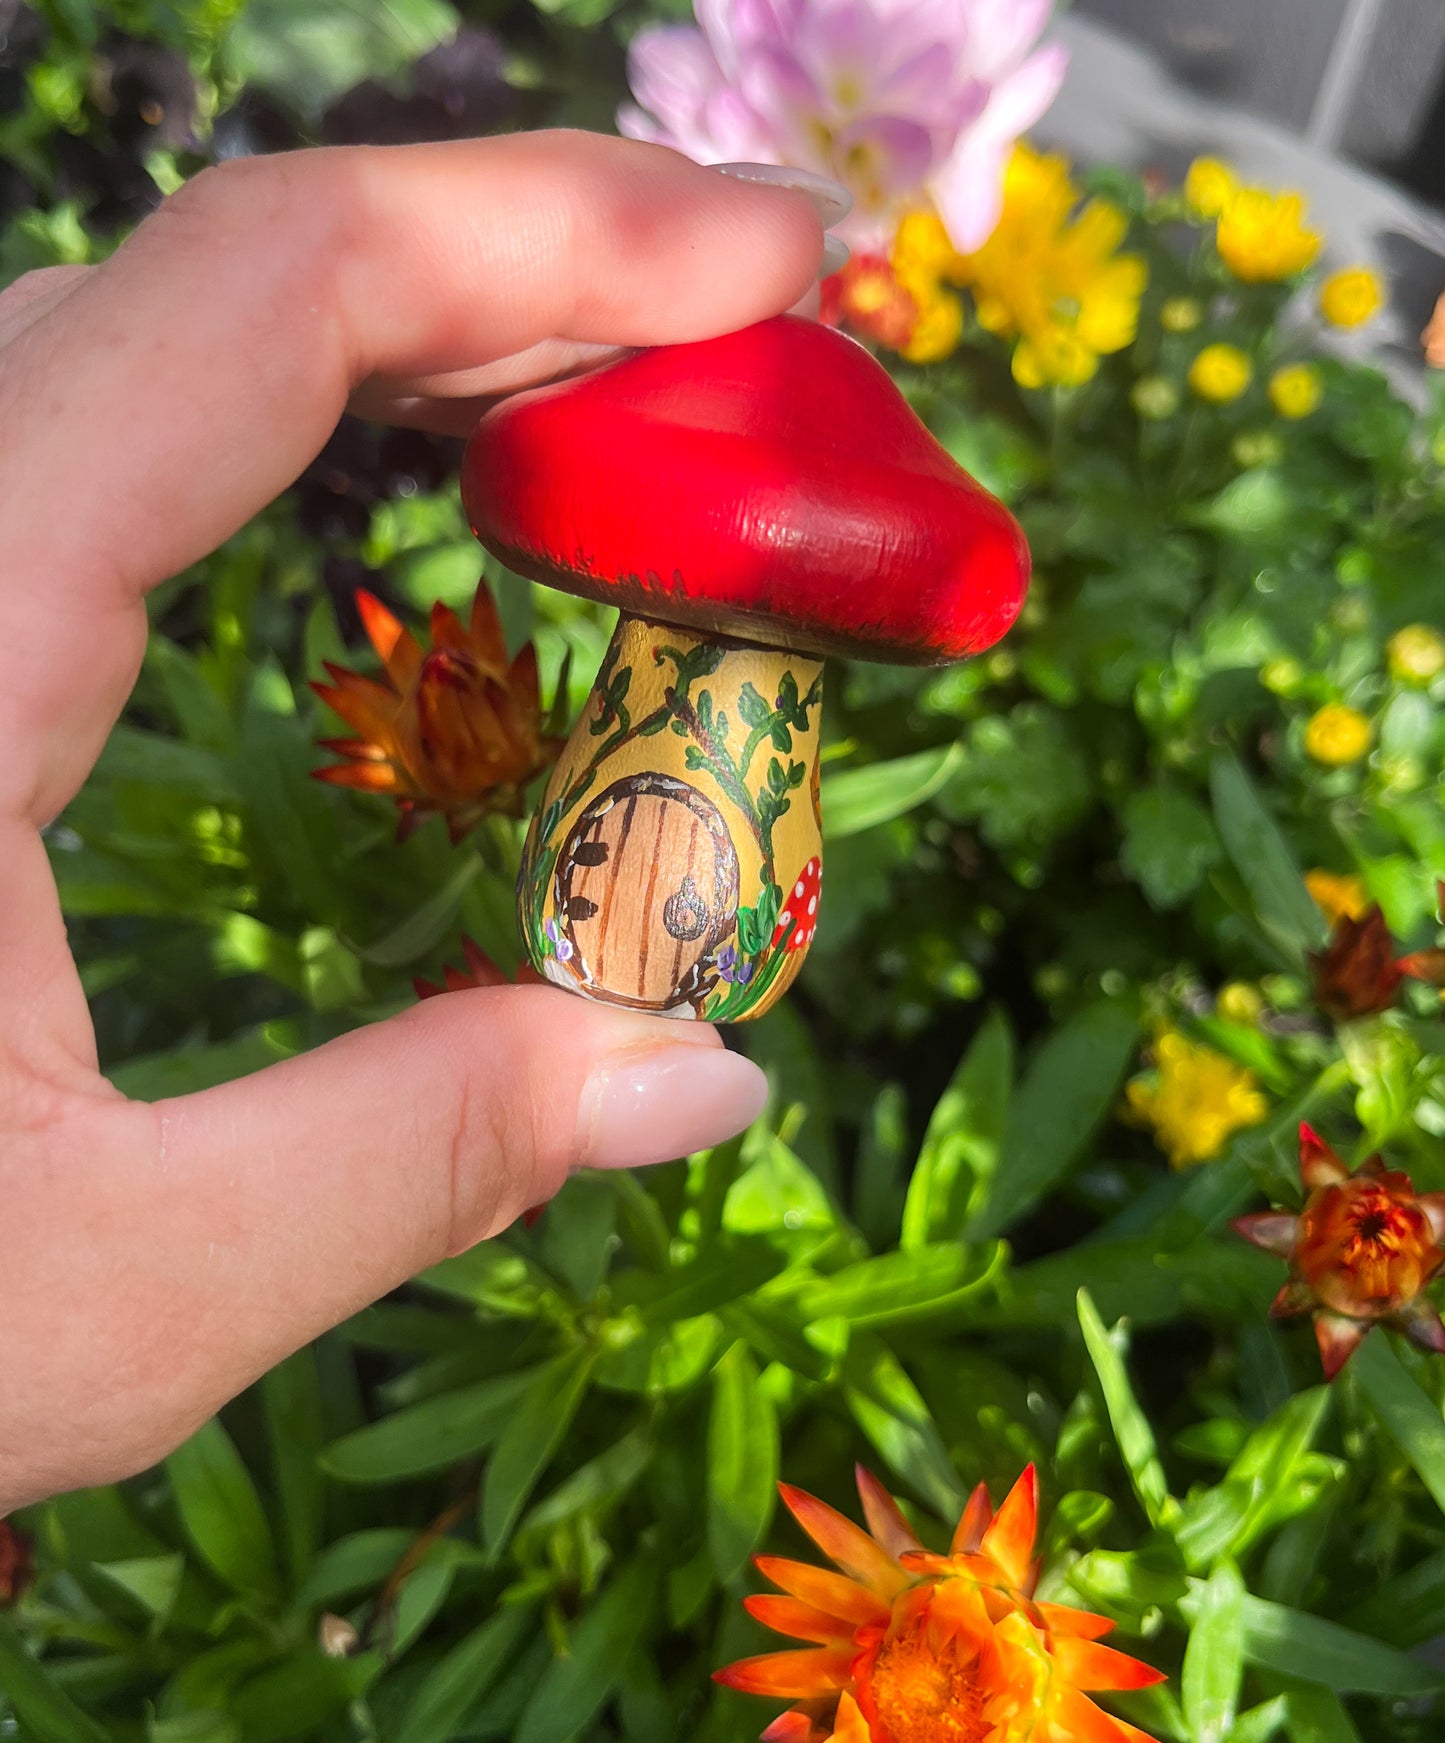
xmin=463 ymin=314 xmax=1028 ymax=1023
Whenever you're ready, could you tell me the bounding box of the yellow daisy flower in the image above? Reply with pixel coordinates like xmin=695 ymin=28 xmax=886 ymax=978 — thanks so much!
xmin=1303 ymin=704 xmax=1371 ymax=766
xmin=1319 ymin=267 xmax=1384 ymax=329
xmin=1268 ymin=363 xmax=1323 ymax=419
xmin=1127 ymin=1031 xmax=1269 ymax=1168
xmin=1217 ymin=187 xmax=1321 ymax=282
xmin=894 ymin=144 xmax=1147 ymax=389
xmin=1188 ymin=343 xmax=1253 ymax=403
xmin=1184 ymin=156 xmax=1238 ymax=219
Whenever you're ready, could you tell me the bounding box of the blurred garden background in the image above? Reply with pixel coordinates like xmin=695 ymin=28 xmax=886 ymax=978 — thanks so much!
xmin=6 ymin=2 xmax=1445 ymax=1741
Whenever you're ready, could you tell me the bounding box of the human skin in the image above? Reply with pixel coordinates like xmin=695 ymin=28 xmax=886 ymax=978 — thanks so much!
xmin=0 ymin=131 xmax=828 ymax=1511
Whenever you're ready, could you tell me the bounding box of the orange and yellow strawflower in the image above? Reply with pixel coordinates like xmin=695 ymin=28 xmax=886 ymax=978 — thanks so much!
xmin=717 ymin=1465 xmax=1163 ymax=1743
xmin=1234 ymin=1124 xmax=1445 ymax=1379
xmin=311 ymin=579 xmax=563 ymax=843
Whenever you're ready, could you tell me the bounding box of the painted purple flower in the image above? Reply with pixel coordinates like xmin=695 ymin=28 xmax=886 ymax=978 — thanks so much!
xmin=619 ymin=0 xmax=1069 ymax=251
xmin=545 ymin=917 xmax=574 ymax=963
xmin=716 ymin=942 xmax=757 ymax=986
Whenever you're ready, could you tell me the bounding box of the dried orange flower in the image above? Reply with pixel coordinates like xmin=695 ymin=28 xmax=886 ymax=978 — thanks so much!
xmin=716 ymin=1465 xmax=1163 ymax=1743
xmin=1234 ymin=1124 xmax=1445 ymax=1379
xmin=1309 ymin=895 xmax=1445 ymax=1020
xmin=413 ymin=935 xmax=544 ymax=1001
xmin=312 ymin=580 xmax=564 ymax=843
xmin=0 ymin=1519 xmax=33 ymax=1606
xmin=822 ymin=254 xmax=921 ymax=353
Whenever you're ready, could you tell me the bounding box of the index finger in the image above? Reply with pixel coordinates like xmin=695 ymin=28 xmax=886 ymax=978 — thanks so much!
xmin=0 ymin=131 xmax=823 ymax=825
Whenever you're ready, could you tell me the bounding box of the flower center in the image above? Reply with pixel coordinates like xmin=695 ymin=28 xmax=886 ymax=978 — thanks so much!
xmin=862 ymin=1614 xmax=990 ymax=1743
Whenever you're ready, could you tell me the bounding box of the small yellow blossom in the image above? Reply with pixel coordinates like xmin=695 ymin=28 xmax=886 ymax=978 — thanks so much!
xmin=1160 ymin=296 xmax=1203 ymax=332
xmin=1132 ymin=375 xmax=1180 ymax=419
xmin=1305 ymin=869 xmax=1370 ymax=927
xmin=1304 ymin=703 xmax=1372 ymax=766
xmin=1387 ymin=624 xmax=1445 ymax=685
xmin=1184 ymin=156 xmax=1238 ymax=218
xmin=1217 ymin=187 xmax=1321 ymax=282
xmin=1189 ymin=343 xmax=1253 ymax=403
xmin=1268 ymin=363 xmax=1323 ymax=419
xmin=1217 ymin=982 xmax=1265 ymax=1024
xmin=911 ymin=143 xmax=1147 ymax=389
xmin=1127 ymin=1031 xmax=1269 ymax=1168
xmin=1232 ymin=430 xmax=1284 ymax=467
xmin=1319 ymin=267 xmax=1384 ymax=329
xmin=901 ymin=286 xmax=965 ymax=364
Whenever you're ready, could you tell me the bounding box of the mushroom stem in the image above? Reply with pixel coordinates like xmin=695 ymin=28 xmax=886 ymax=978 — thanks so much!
xmin=518 ymin=612 xmax=824 ymax=1022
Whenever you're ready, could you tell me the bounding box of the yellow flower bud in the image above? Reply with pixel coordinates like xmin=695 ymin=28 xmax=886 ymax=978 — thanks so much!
xmin=1303 ymin=703 xmax=1372 ymax=766
xmin=1267 ymin=363 xmax=1323 ymax=419
xmin=1160 ymin=296 xmax=1203 ymax=332
xmin=1131 ymin=375 xmax=1180 ymax=419
xmin=1184 ymin=157 xmax=1238 ymax=219
xmin=1217 ymin=982 xmax=1265 ymax=1024
xmin=1387 ymin=624 xmax=1445 ymax=685
xmin=1188 ymin=343 xmax=1253 ymax=403
xmin=1319 ymin=267 xmax=1384 ymax=329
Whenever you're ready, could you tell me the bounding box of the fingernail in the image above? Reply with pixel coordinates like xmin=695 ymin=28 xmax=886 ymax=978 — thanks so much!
xmin=713 ymin=161 xmax=853 ymax=231
xmin=579 ymin=1043 xmax=769 ymax=1170
xmin=820 ymin=234 xmax=851 ymax=279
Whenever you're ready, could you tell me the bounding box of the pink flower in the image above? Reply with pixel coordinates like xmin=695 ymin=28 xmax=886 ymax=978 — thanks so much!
xmin=619 ymin=0 xmax=1068 ymax=251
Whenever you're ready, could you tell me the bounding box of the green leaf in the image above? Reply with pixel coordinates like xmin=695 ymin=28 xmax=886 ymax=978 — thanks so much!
xmin=1238 ymin=1593 xmax=1445 ymax=1693
xmin=1120 ymin=787 xmax=1222 ymax=909
xmin=1181 ymin=1560 xmax=1245 ymax=1743
xmin=1281 ymin=1686 xmax=1363 ymax=1743
xmin=391 ymin=1558 xmax=456 ymax=1657
xmin=1228 ymin=1696 xmax=1289 ymax=1743
xmin=1197 ymin=468 xmax=1294 ymax=538
xmin=229 ymin=1648 xmax=380 ymax=1742
xmin=321 ymin=1370 xmax=535 ymax=1483
xmin=351 ymin=853 xmax=484 ymax=967
xmin=165 ymin=1418 xmax=280 ymax=1601
xmin=395 ymin=1605 xmax=533 ymax=1743
xmin=901 ymin=1010 xmax=1013 ymax=1249
xmin=969 ymin=1002 xmax=1138 ymax=1240
xmin=1210 ymin=754 xmax=1325 ymax=963
xmin=1350 ymin=1332 xmax=1445 ymax=1514
xmin=260 ymin=1348 xmax=325 ymax=1585
xmin=482 ymin=1350 xmax=596 ymax=1553
xmin=226 ymin=0 xmax=459 ymax=114
xmin=707 ymin=1342 xmax=778 ymax=1582
xmin=93 ymin=1552 xmax=185 ymax=1625
xmin=0 ymin=1615 xmax=111 ymax=1743
xmin=822 ymin=743 xmax=963 ymax=839
xmin=844 ymin=1338 xmax=963 ymax=1516
xmin=1076 ymin=1290 xmax=1175 ymax=1528
xmin=790 ymin=1243 xmax=1002 ymax=1330
xmin=150 ymin=1715 xmax=242 ymax=1743
xmin=514 ymin=1559 xmax=656 ymax=1743
xmin=520 ymin=1427 xmax=653 ymax=1539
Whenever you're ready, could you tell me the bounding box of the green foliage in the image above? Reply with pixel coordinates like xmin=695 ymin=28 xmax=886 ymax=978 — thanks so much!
xmin=8 ymin=3 xmax=1445 ymax=1741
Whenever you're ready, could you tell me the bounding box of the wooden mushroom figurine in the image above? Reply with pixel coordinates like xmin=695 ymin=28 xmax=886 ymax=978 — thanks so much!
xmin=462 ymin=314 xmax=1028 ymax=1022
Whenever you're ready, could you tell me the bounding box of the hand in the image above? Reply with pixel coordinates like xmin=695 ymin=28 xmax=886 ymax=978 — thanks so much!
xmin=0 ymin=130 xmax=828 ymax=1511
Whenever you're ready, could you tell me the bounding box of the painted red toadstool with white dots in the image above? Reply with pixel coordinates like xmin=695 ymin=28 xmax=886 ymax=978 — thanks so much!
xmin=775 ymin=856 xmax=822 ymax=953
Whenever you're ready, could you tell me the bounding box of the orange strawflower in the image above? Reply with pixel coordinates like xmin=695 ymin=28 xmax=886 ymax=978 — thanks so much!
xmin=413 ymin=935 xmax=544 ymax=1001
xmin=1308 ymin=891 xmax=1445 ymax=1020
xmin=312 ymin=580 xmax=564 ymax=843
xmin=716 ymin=1465 xmax=1163 ymax=1743
xmin=1233 ymin=1124 xmax=1445 ymax=1379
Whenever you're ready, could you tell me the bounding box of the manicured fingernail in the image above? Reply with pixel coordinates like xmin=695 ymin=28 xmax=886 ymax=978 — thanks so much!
xmin=820 ymin=234 xmax=851 ymax=279
xmin=579 ymin=1043 xmax=769 ymax=1169
xmin=714 ymin=161 xmax=853 ymax=230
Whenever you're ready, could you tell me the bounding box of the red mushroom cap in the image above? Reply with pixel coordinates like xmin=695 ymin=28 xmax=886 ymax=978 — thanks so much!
xmin=775 ymin=856 xmax=822 ymax=952
xmin=462 ymin=315 xmax=1028 ymax=665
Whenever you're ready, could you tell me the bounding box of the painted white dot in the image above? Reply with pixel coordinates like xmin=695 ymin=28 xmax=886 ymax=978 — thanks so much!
xmin=794 ymin=880 xmax=806 ymax=897
xmin=807 ymin=896 xmax=817 ymax=915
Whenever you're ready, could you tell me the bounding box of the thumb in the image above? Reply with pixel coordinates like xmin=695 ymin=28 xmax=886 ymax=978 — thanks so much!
xmin=13 ymin=987 xmax=765 ymax=1503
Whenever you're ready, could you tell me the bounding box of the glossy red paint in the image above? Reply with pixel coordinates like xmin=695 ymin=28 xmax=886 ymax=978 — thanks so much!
xmin=462 ymin=316 xmax=1029 ymax=665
